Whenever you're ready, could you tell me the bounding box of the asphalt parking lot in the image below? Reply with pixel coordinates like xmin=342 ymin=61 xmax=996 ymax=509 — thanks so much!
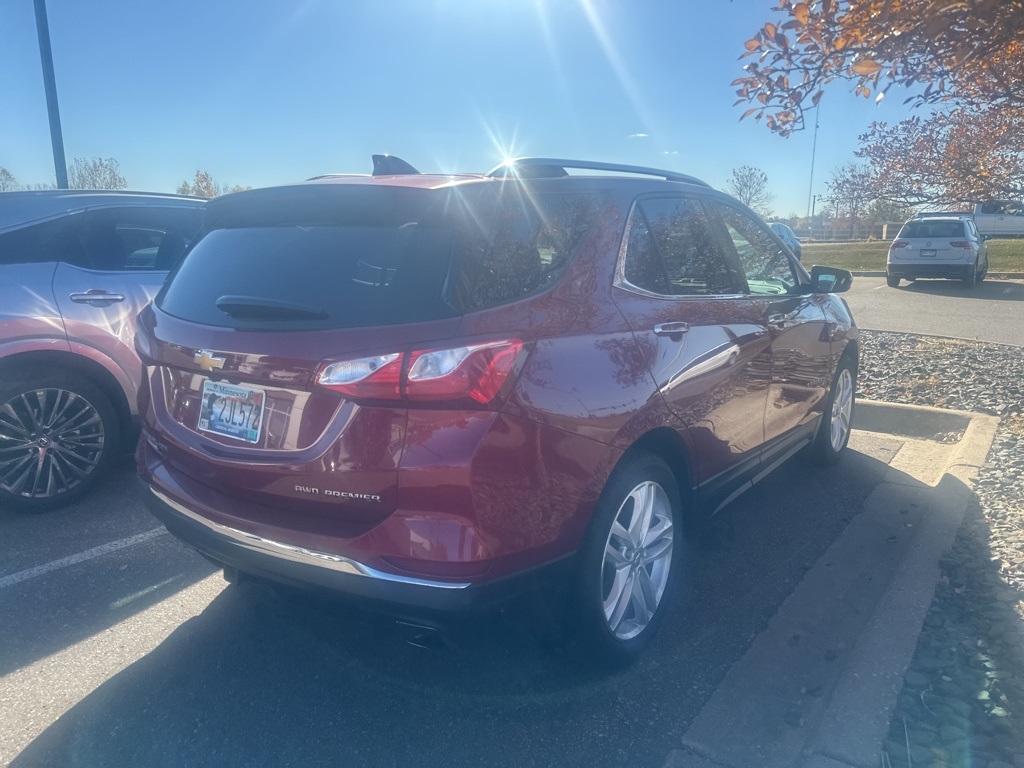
xmin=4 ymin=405 xmax=999 ymax=765
xmin=3 ymin=440 xmax=893 ymax=767
xmin=842 ymin=276 xmax=1024 ymax=346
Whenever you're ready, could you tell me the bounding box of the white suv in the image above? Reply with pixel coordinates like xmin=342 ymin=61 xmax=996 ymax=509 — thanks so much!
xmin=887 ymin=216 xmax=989 ymax=288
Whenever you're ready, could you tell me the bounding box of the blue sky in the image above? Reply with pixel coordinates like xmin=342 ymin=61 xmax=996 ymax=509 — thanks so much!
xmin=2 ymin=0 xmax=924 ymax=216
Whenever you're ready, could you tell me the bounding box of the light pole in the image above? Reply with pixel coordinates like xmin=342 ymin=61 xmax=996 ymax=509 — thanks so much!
xmin=805 ymin=106 xmax=820 ymax=218
xmin=34 ymin=0 xmax=68 ymax=189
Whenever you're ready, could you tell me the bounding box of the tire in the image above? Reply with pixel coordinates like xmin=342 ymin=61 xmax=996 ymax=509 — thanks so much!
xmin=807 ymin=354 xmax=856 ymax=467
xmin=962 ymin=262 xmax=978 ymax=288
xmin=0 ymin=370 xmax=120 ymax=512
xmin=570 ymin=452 xmax=685 ymax=667
xmin=886 ymin=275 xmax=901 ymax=288
xmin=978 ymin=259 xmax=988 ymax=283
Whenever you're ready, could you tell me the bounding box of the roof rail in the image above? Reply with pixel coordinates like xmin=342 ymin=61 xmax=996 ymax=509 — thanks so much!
xmin=486 ymin=158 xmax=710 ymax=187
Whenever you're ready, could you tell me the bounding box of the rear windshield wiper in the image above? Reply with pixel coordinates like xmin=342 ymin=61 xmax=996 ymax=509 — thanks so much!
xmin=215 ymin=295 xmax=328 ymax=321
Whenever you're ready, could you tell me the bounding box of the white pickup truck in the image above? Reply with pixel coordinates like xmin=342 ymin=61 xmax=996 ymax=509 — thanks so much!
xmin=916 ymin=201 xmax=1024 ymax=237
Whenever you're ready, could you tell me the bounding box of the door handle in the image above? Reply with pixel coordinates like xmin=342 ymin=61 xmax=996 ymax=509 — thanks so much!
xmin=767 ymin=314 xmax=795 ymax=331
xmin=69 ymin=290 xmax=126 ymax=305
xmin=654 ymin=322 xmax=690 ymax=336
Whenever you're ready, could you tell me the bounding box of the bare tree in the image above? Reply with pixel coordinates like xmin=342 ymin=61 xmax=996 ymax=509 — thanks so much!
xmin=68 ymin=157 xmax=127 ymax=190
xmin=825 ymin=163 xmax=876 ymax=238
xmin=177 ymin=170 xmax=251 ymax=198
xmin=0 ymin=167 xmax=19 ymax=191
xmin=726 ymin=165 xmax=774 ymax=218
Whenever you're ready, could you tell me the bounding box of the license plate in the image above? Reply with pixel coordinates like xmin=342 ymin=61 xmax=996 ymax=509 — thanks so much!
xmin=198 ymin=380 xmax=266 ymax=444
xmin=921 ymin=249 xmax=936 ymax=257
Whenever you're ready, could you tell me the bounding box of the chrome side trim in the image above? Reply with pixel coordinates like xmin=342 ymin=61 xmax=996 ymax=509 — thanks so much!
xmin=149 ymin=487 xmax=472 ymax=590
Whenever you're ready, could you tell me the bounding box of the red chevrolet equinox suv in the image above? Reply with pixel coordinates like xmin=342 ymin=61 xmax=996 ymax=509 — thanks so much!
xmin=137 ymin=157 xmax=857 ymax=664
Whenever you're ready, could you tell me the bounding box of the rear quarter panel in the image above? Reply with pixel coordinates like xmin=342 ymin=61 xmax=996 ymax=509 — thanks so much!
xmin=0 ymin=263 xmax=70 ymax=363
xmin=454 ymin=194 xmax=689 ymax=555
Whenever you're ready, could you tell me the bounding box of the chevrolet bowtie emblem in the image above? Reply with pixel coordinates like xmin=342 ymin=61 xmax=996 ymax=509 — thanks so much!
xmin=194 ymin=351 xmax=226 ymax=372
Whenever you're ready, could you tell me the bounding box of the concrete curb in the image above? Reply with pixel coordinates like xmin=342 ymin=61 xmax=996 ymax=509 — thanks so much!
xmin=664 ymin=400 xmax=1000 ymax=768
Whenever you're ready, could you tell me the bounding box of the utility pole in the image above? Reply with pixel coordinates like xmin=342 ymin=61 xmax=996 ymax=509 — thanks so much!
xmin=34 ymin=0 xmax=68 ymax=189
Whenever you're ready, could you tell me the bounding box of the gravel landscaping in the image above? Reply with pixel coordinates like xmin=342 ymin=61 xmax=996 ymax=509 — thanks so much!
xmin=856 ymin=330 xmax=1024 ymax=767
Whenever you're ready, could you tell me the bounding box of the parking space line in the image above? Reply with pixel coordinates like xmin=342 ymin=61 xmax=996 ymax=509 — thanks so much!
xmin=0 ymin=528 xmax=168 ymax=590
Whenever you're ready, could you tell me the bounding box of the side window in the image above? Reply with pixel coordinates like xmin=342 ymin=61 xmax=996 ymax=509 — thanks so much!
xmin=622 ymin=197 xmax=738 ymax=296
xmin=452 ymin=190 xmax=603 ymax=311
xmin=65 ymin=206 xmax=203 ymax=271
xmin=0 ymin=217 xmax=75 ymax=265
xmin=980 ymin=201 xmax=1017 ymax=215
xmin=706 ymin=202 xmax=797 ymax=296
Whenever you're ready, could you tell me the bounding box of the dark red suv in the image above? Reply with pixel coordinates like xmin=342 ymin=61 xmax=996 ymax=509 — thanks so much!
xmin=136 ymin=157 xmax=857 ymax=663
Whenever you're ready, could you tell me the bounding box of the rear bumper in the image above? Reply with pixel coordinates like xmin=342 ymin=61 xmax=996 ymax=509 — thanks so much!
xmin=142 ymin=480 xmax=571 ymax=612
xmin=887 ymin=262 xmax=973 ymax=280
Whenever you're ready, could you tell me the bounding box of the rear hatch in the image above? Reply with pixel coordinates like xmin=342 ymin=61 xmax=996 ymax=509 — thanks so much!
xmin=139 ymin=184 xmax=467 ymax=527
xmin=890 ymin=219 xmax=973 ymax=262
xmin=138 ymin=180 xmax=603 ymax=532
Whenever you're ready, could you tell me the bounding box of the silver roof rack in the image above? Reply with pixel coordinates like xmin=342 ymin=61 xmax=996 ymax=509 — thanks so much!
xmin=486 ymin=158 xmax=710 ymax=187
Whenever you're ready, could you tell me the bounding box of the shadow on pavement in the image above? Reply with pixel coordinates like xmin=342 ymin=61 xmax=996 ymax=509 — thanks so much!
xmin=898 ymin=279 xmax=1024 ymax=301
xmin=13 ymin=449 xmax=896 ymax=768
xmin=0 ymin=458 xmax=218 ymax=677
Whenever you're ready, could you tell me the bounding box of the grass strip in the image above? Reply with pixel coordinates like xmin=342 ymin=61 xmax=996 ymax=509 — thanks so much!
xmin=802 ymin=239 xmax=1024 ymax=272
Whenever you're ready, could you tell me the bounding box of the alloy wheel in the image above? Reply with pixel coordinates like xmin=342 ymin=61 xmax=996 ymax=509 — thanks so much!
xmin=830 ymin=368 xmax=854 ymax=452
xmin=601 ymin=480 xmax=674 ymax=640
xmin=0 ymin=388 xmax=106 ymax=500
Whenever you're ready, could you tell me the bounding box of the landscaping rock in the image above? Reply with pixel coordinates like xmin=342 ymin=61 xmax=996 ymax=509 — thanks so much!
xmin=861 ymin=331 xmax=1024 ymax=768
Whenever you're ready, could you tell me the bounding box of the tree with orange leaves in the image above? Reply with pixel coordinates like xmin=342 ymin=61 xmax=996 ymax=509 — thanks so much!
xmin=858 ymin=107 xmax=1024 ymax=204
xmin=734 ymin=1 xmax=1024 ymax=204
xmin=735 ymin=0 xmax=1024 ymax=134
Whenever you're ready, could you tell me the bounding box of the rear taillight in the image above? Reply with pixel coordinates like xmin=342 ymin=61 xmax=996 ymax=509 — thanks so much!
xmin=949 ymin=241 xmax=973 ymax=249
xmin=889 ymin=241 xmax=909 ymax=249
xmin=407 ymin=340 xmax=523 ymax=403
xmin=315 ymin=340 xmax=524 ymax=406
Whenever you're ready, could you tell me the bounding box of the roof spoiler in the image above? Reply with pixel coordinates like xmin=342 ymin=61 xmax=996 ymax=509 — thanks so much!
xmin=372 ymin=155 xmax=421 ymax=176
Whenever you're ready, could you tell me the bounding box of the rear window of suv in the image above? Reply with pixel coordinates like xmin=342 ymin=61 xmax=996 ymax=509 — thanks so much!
xmin=899 ymin=221 xmax=966 ymax=239
xmin=156 ymin=184 xmax=602 ymax=329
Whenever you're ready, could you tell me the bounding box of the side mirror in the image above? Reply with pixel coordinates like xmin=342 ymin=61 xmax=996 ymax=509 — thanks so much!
xmin=810 ymin=265 xmax=852 ymax=294
xmin=982 ymin=234 xmax=992 ymax=241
